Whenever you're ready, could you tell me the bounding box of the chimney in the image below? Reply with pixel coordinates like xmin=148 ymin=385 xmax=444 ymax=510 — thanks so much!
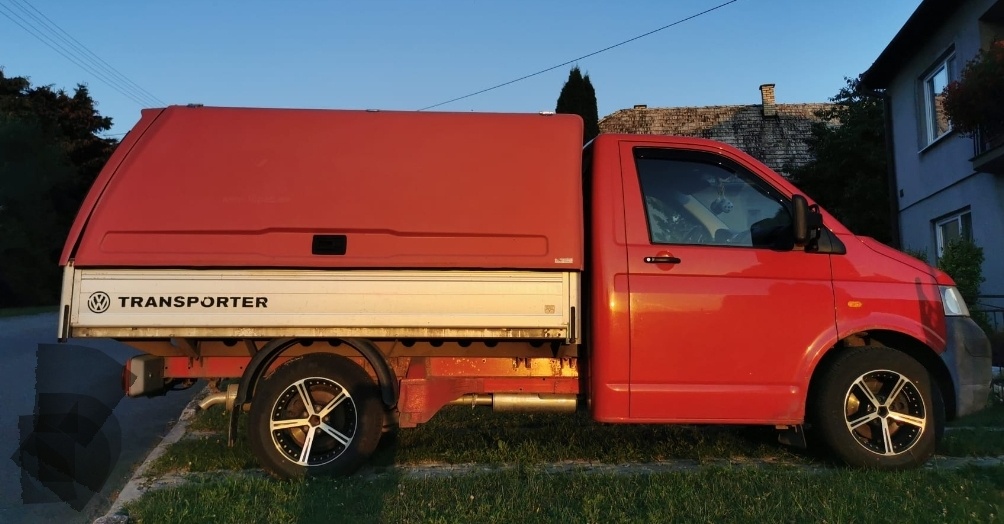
xmin=633 ymin=104 xmax=647 ymax=110
xmin=759 ymin=84 xmax=776 ymax=117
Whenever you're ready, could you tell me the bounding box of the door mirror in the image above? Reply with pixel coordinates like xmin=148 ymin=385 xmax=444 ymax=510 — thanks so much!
xmin=792 ymin=194 xmax=823 ymax=246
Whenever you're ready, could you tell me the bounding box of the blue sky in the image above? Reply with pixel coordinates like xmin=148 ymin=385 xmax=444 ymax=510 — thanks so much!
xmin=1 ymin=0 xmax=919 ymax=136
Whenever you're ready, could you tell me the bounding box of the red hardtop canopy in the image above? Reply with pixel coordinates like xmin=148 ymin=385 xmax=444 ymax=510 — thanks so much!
xmin=62 ymin=106 xmax=585 ymax=270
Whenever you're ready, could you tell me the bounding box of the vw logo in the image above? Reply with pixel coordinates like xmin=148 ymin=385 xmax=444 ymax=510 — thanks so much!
xmin=87 ymin=292 xmax=111 ymax=314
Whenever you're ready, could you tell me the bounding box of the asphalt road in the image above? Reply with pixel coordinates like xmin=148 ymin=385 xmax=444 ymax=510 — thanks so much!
xmin=0 ymin=312 xmax=198 ymax=524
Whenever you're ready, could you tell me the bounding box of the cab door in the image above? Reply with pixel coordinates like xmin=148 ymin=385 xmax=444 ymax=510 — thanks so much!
xmin=621 ymin=142 xmax=837 ymax=423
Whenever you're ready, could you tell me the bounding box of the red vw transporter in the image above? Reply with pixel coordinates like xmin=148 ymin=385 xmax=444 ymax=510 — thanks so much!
xmin=57 ymin=106 xmax=991 ymax=477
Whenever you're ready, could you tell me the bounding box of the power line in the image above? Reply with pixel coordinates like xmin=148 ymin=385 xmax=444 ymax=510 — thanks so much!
xmin=0 ymin=1 xmax=160 ymax=108
xmin=418 ymin=0 xmax=741 ymax=111
xmin=9 ymin=0 xmax=166 ymax=106
xmin=0 ymin=2 xmax=150 ymax=107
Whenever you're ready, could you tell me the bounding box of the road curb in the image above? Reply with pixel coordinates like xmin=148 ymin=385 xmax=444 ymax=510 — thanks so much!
xmin=92 ymin=386 xmax=208 ymax=524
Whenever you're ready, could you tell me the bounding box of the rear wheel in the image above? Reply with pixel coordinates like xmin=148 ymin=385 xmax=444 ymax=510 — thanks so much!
xmin=248 ymin=353 xmax=383 ymax=478
xmin=812 ymin=347 xmax=940 ymax=469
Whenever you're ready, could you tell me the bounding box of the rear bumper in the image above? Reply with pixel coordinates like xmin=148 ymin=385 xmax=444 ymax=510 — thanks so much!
xmin=941 ymin=317 xmax=992 ymax=418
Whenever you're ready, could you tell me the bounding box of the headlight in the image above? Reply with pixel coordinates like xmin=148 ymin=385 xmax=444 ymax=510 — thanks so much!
xmin=939 ymin=286 xmax=970 ymax=317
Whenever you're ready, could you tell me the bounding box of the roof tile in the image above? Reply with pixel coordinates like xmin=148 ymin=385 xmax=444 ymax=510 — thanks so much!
xmin=599 ymin=103 xmax=833 ymax=176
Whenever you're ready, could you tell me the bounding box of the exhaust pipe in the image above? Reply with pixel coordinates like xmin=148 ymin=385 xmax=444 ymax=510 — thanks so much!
xmin=448 ymin=393 xmax=577 ymax=413
xmin=198 ymin=383 xmax=239 ymax=411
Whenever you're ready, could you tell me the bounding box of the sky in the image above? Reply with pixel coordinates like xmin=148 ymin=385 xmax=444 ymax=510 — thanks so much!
xmin=0 ymin=0 xmax=921 ymax=137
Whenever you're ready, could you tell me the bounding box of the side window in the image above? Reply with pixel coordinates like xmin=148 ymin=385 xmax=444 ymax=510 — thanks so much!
xmin=635 ymin=148 xmax=793 ymax=249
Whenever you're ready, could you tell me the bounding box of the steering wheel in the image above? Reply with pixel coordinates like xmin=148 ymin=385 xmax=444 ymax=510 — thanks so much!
xmin=725 ymin=229 xmax=752 ymax=246
xmin=682 ymin=225 xmax=711 ymax=244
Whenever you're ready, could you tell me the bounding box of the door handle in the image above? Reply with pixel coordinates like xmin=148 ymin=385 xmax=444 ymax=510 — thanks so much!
xmin=644 ymin=256 xmax=681 ymax=264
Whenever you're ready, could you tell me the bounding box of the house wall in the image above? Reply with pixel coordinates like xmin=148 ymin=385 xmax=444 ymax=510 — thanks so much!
xmin=886 ymin=0 xmax=1004 ymax=313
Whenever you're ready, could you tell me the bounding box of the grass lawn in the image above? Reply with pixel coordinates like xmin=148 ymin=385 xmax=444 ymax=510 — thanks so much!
xmin=126 ymin=464 xmax=1004 ymax=523
xmin=151 ymin=399 xmax=1004 ymax=478
xmin=128 ymin=391 xmax=1004 ymax=523
xmin=940 ymin=404 xmax=1004 ymax=457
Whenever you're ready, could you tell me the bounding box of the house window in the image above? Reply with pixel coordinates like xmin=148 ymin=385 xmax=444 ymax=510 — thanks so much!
xmin=922 ymin=54 xmax=954 ymax=146
xmin=934 ymin=210 xmax=972 ymax=259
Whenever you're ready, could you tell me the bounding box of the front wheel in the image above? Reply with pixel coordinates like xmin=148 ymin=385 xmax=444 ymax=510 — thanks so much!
xmin=812 ymin=347 xmax=942 ymax=469
xmin=248 ymin=353 xmax=383 ymax=478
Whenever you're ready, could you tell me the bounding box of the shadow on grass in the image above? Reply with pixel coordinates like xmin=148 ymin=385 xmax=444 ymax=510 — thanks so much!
xmin=153 ymin=405 xmax=815 ymax=476
xmin=368 ymin=406 xmax=811 ymax=467
xmin=948 ymin=404 xmax=1004 ymax=428
xmin=160 ymin=400 xmax=1004 ymax=476
xmin=939 ymin=428 xmax=1004 ymax=457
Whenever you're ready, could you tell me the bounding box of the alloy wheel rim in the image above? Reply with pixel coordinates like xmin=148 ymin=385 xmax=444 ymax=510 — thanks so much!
xmin=269 ymin=377 xmax=357 ymax=466
xmin=843 ymin=369 xmax=926 ymax=456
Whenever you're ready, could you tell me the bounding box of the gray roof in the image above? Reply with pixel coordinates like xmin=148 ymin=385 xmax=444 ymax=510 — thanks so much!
xmin=599 ymin=103 xmax=833 ymax=175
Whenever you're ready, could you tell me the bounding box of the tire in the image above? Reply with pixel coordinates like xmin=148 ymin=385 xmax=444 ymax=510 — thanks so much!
xmin=248 ymin=353 xmax=383 ymax=478
xmin=812 ymin=346 xmax=941 ymax=470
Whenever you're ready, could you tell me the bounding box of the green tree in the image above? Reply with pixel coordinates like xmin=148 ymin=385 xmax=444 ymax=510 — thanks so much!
xmin=0 ymin=117 xmax=74 ymax=306
xmin=555 ymin=66 xmax=600 ymax=144
xmin=787 ymin=78 xmax=891 ymax=244
xmin=1 ymin=69 xmax=118 ymax=219
xmin=0 ymin=69 xmax=117 ymax=306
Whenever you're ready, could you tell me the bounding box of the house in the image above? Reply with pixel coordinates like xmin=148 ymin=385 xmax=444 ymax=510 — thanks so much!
xmin=598 ymin=84 xmax=833 ymax=177
xmin=860 ymin=0 xmax=1004 ymax=322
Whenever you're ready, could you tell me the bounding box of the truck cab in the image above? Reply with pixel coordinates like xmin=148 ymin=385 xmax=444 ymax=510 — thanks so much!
xmin=587 ymin=134 xmax=991 ymax=467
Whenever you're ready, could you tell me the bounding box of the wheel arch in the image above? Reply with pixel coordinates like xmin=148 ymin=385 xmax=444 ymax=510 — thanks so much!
xmin=806 ymin=330 xmax=956 ymax=422
xmin=228 ymin=337 xmax=398 ymax=445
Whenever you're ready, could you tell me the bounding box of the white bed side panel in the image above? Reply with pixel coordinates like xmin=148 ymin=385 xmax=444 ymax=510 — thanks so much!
xmin=68 ymin=269 xmax=580 ymax=338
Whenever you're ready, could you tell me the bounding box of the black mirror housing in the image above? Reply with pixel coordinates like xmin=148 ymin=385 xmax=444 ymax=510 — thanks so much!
xmin=792 ymin=194 xmax=823 ymax=247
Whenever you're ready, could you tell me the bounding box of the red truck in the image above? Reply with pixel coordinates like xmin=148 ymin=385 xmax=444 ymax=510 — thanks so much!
xmin=58 ymin=106 xmax=991 ymax=477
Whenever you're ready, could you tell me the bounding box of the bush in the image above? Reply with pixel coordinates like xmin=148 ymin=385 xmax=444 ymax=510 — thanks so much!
xmin=903 ymin=247 xmax=929 ymax=264
xmin=937 ymin=237 xmax=992 ymax=334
